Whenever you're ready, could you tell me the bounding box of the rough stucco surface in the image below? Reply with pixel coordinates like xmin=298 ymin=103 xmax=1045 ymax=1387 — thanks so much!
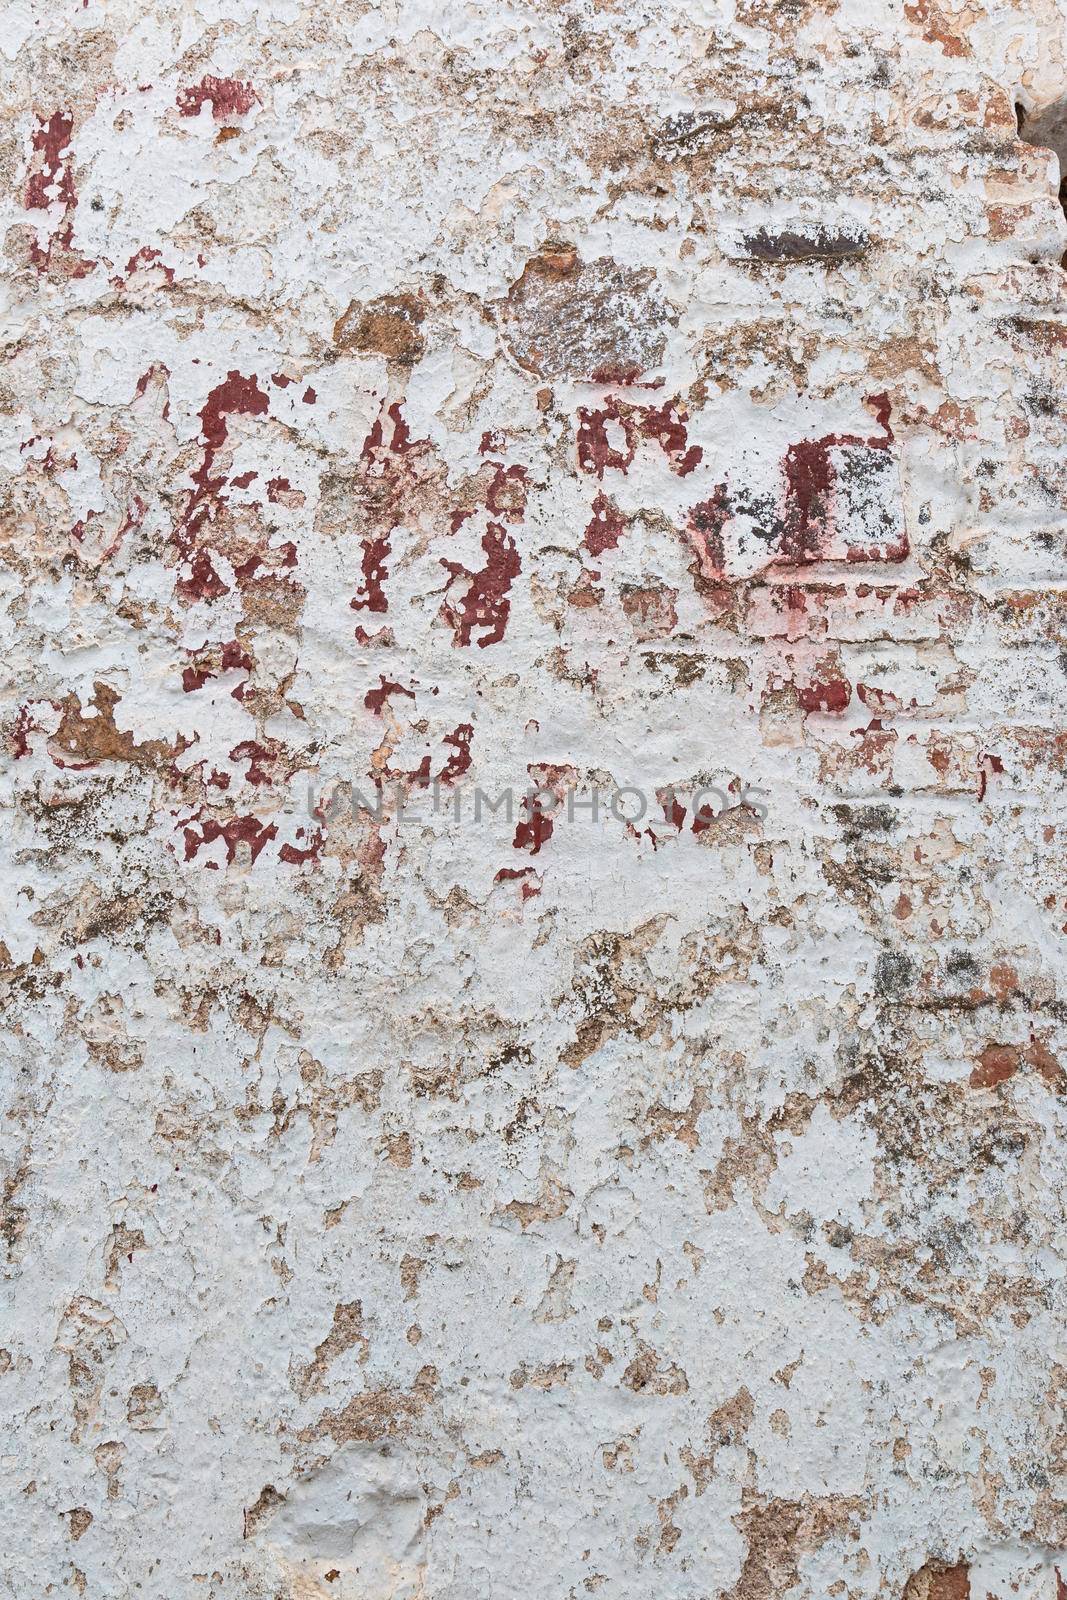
xmin=2 ymin=0 xmax=1067 ymax=1596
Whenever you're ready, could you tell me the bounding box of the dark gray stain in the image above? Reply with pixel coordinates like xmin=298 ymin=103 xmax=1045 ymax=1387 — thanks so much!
xmin=741 ymin=227 xmax=869 ymax=263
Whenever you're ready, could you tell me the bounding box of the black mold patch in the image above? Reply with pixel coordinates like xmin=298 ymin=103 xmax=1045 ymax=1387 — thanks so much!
xmin=831 ymin=803 xmax=899 ymax=835
xmin=874 ymin=950 xmax=916 ymax=999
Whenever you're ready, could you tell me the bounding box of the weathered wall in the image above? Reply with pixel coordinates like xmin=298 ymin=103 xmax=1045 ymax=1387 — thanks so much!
xmin=2 ymin=1 xmax=1066 ymax=1596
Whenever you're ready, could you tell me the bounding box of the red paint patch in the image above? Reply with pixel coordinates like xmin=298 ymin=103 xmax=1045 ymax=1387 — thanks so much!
xmin=485 ymin=463 xmax=529 ymax=520
xmin=23 ymin=110 xmax=95 ymax=277
xmin=182 ymin=639 xmax=253 ymax=693
xmin=780 ymin=437 xmax=834 ymax=562
xmin=351 ymin=535 xmax=391 ymax=615
xmin=194 ymin=372 xmax=270 ymax=500
xmin=440 ymin=523 xmax=521 ymax=647
xmin=451 ymin=460 xmax=529 ymax=533
xmin=797 ymin=663 xmax=852 ymax=713
xmin=494 ymin=865 xmax=541 ymax=899
xmin=577 ymin=401 xmax=634 ymax=477
xmin=512 ymin=765 xmax=573 ymax=855
xmin=660 ymin=790 xmax=687 ymax=829
xmin=229 ymin=740 xmax=276 ymax=786
xmin=353 ymin=625 xmax=395 ymax=647
xmin=384 ymin=722 xmax=474 ymax=789
xmin=361 ymin=401 xmax=418 ymax=461
xmin=512 ymin=795 xmax=555 ymax=854
xmin=8 ymin=706 xmax=36 ymax=759
xmin=640 ymin=398 xmax=703 ymax=475
xmin=180 ymin=548 xmax=230 ymax=603
xmin=175 ymin=370 xmax=269 ymax=599
xmin=588 ymin=360 xmax=644 ymax=386
xmin=438 ymin=723 xmax=474 ymax=783
xmin=364 ymin=677 xmax=415 ymax=715
xmin=778 ymin=393 xmax=896 ymax=565
xmin=177 ymin=77 xmax=258 ymax=121
xmin=583 ymin=491 xmax=626 ymax=556
xmin=577 ymin=395 xmax=702 ymax=479
xmin=232 ymin=541 xmax=297 ymax=583
xmin=683 ymin=487 xmax=731 ymax=585
xmin=115 ymin=246 xmax=174 ymax=286
xmin=977 ymin=750 xmax=1004 ymax=801
xmin=24 ymin=111 xmax=76 ymax=213
xmin=183 ymin=814 xmax=277 ymax=864
xmin=349 ymin=401 xmax=435 ymax=609
xmin=279 ymin=829 xmax=325 ymax=865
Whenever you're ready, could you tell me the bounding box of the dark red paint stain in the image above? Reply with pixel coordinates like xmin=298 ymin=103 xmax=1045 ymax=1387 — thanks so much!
xmin=494 ymin=865 xmax=540 ymax=899
xmin=796 ymin=672 xmax=852 ymax=713
xmin=440 ymin=523 xmax=521 ymax=647
xmin=778 ymin=392 xmax=896 ymax=565
xmin=485 ymin=462 xmax=529 ymax=520
xmin=182 ymin=639 xmax=253 ymax=693
xmin=279 ymin=829 xmax=325 ymax=865
xmin=640 ymin=399 xmax=703 ymax=474
xmin=192 ymin=372 xmax=270 ymax=509
xmin=977 ymin=750 xmax=1004 ymax=801
xmin=577 ymin=401 xmax=634 ymax=477
xmin=577 ymin=396 xmax=702 ymax=479
xmin=361 ymin=401 xmax=417 ymax=461
xmin=438 ymin=722 xmax=473 ymax=783
xmin=660 ymin=791 xmax=687 ymax=829
xmin=690 ymin=800 xmax=720 ymax=835
xmin=684 ymin=487 xmax=731 ymax=584
xmin=512 ymin=768 xmax=568 ymax=855
xmin=232 ymin=541 xmax=297 ymax=583
xmin=588 ymin=360 xmax=644 ymax=386
xmin=9 ymin=706 xmax=35 ymax=759
xmin=25 ymin=111 xmax=76 ymax=212
xmin=183 ymin=814 xmax=277 ymax=864
xmin=512 ymin=795 xmax=554 ymax=854
xmin=583 ymin=491 xmax=626 ymax=555
xmin=353 ymin=625 xmax=394 ymax=647
xmin=365 ymin=678 xmax=416 ymax=714
xmin=174 ymin=370 xmax=269 ymax=600
xmin=229 ymin=740 xmax=276 ymax=785
xmin=351 ymin=535 xmax=391 ymax=615
xmin=115 ymin=246 xmax=174 ymax=286
xmin=24 ymin=110 xmax=95 ymax=277
xmin=177 ymin=77 xmax=258 ymax=121
xmin=179 ymin=548 xmax=230 ymax=603
xmin=384 ymin=723 xmax=474 ymax=789
xmin=349 ymin=401 xmax=434 ymax=615
xmin=451 ymin=461 xmax=528 ymax=534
